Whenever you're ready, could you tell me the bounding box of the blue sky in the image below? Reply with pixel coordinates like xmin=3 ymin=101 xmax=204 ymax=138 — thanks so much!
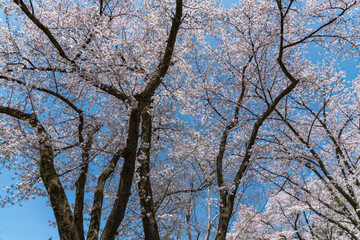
xmin=0 ymin=198 xmax=59 ymax=240
xmin=0 ymin=172 xmax=59 ymax=240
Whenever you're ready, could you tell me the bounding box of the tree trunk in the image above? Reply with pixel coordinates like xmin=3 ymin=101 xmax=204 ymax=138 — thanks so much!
xmin=100 ymin=108 xmax=141 ymax=240
xmin=137 ymin=108 xmax=160 ymax=240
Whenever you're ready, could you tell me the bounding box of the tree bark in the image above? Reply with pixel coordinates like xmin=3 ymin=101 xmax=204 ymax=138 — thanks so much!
xmin=74 ymin=125 xmax=99 ymax=240
xmin=214 ymin=74 xmax=299 ymax=240
xmin=100 ymin=108 xmax=141 ymax=240
xmin=137 ymin=108 xmax=160 ymax=240
xmin=11 ymin=0 xmax=183 ymax=238
xmin=87 ymin=149 xmax=123 ymax=240
xmin=0 ymin=107 xmax=80 ymax=240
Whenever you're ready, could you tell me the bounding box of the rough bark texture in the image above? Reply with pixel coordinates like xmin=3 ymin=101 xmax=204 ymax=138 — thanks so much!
xmin=137 ymin=109 xmax=160 ymax=240
xmin=10 ymin=0 xmax=183 ymax=238
xmin=0 ymin=107 xmax=80 ymax=240
xmin=100 ymin=1 xmax=183 ymax=238
xmin=100 ymin=108 xmax=141 ymax=240
xmin=38 ymin=132 xmax=80 ymax=240
xmin=87 ymin=149 xmax=122 ymax=240
xmin=74 ymin=152 xmax=89 ymax=240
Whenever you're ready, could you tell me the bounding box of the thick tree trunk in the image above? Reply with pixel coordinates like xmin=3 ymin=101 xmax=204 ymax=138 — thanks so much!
xmin=74 ymin=159 xmax=88 ymax=240
xmin=35 ymin=118 xmax=81 ymax=240
xmin=137 ymin=109 xmax=160 ymax=240
xmin=100 ymin=108 xmax=141 ymax=240
xmin=0 ymin=107 xmax=80 ymax=240
xmin=215 ymin=211 xmax=230 ymax=240
xmin=39 ymin=142 xmax=80 ymax=240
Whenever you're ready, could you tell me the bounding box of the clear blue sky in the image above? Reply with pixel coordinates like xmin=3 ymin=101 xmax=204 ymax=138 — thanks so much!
xmin=0 ymin=199 xmax=60 ymax=240
xmin=0 ymin=172 xmax=59 ymax=240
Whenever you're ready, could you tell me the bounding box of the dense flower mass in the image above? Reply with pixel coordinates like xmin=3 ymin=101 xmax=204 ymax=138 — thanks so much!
xmin=0 ymin=0 xmax=360 ymax=239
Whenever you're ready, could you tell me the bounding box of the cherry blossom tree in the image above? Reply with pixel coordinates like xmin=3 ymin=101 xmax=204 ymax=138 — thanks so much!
xmin=0 ymin=0 xmax=190 ymax=239
xmin=1 ymin=0 xmax=360 ymax=239
xmin=222 ymin=0 xmax=360 ymax=239
xmin=248 ymin=62 xmax=360 ymax=240
xmin=181 ymin=0 xmax=360 ymax=239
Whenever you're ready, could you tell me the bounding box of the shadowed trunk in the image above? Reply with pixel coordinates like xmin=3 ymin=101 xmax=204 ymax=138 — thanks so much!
xmin=137 ymin=108 xmax=160 ymax=240
xmin=100 ymin=108 xmax=141 ymax=240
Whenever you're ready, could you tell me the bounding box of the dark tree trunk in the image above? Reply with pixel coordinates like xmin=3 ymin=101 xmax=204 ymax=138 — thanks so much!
xmin=100 ymin=108 xmax=141 ymax=240
xmin=137 ymin=108 xmax=160 ymax=240
xmin=0 ymin=107 xmax=80 ymax=240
